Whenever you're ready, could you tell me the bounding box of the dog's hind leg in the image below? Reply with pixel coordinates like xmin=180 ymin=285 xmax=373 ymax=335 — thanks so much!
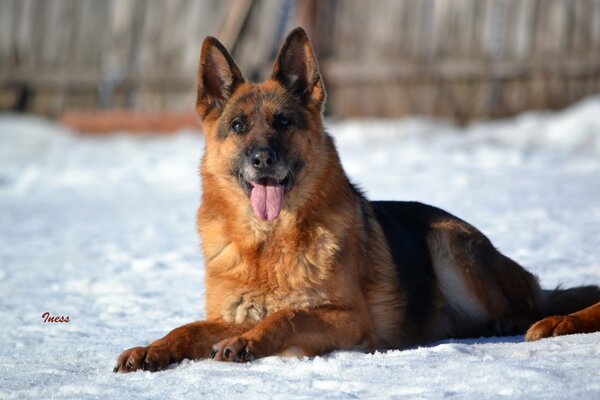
xmin=427 ymin=221 xmax=544 ymax=339
xmin=526 ymin=299 xmax=600 ymax=341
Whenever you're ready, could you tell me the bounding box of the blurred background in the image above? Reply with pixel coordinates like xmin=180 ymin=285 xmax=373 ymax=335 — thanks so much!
xmin=1 ymin=0 xmax=600 ymax=130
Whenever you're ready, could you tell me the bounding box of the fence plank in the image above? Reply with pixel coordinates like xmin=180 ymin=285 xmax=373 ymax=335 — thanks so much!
xmin=0 ymin=0 xmax=14 ymax=72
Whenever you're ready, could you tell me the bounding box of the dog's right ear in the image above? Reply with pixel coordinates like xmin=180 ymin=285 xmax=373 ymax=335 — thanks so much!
xmin=196 ymin=37 xmax=244 ymax=118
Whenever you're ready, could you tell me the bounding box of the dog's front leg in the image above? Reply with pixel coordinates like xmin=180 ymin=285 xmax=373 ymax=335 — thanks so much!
xmin=114 ymin=319 xmax=247 ymax=372
xmin=211 ymin=307 xmax=369 ymax=362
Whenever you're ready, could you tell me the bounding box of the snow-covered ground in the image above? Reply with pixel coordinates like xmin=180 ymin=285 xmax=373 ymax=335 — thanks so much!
xmin=1 ymin=97 xmax=600 ymax=399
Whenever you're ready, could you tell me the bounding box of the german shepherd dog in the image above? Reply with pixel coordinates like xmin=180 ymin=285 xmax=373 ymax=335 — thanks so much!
xmin=114 ymin=28 xmax=600 ymax=372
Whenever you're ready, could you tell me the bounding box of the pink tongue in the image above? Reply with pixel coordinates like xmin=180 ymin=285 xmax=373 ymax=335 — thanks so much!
xmin=250 ymin=179 xmax=284 ymax=221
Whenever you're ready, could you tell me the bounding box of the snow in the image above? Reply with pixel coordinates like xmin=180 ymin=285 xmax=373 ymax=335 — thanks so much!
xmin=1 ymin=97 xmax=600 ymax=399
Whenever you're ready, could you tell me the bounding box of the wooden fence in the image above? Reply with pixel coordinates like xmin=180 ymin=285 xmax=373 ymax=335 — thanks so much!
xmin=1 ymin=0 xmax=600 ymax=122
xmin=0 ymin=0 xmax=228 ymax=114
xmin=311 ymin=0 xmax=600 ymax=121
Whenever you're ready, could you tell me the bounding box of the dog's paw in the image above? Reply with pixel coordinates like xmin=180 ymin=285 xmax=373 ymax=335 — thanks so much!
xmin=211 ymin=336 xmax=257 ymax=362
xmin=113 ymin=344 xmax=175 ymax=373
xmin=525 ymin=315 xmax=584 ymax=341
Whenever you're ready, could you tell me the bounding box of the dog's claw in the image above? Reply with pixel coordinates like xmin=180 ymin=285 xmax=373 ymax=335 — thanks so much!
xmin=224 ymin=348 xmax=232 ymax=359
xmin=113 ymin=365 xmax=120 ymax=373
xmin=240 ymin=347 xmax=254 ymax=361
xmin=210 ymin=348 xmax=218 ymax=359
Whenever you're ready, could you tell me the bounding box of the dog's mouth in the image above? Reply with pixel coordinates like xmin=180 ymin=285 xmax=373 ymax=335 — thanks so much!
xmin=236 ymin=157 xmax=300 ymax=222
xmin=247 ymin=176 xmax=288 ymax=221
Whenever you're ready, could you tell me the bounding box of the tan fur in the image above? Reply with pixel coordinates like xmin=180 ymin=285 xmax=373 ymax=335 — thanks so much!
xmin=526 ymin=301 xmax=600 ymax=340
xmin=114 ymin=28 xmax=600 ymax=373
xmin=361 ymin=215 xmax=407 ymax=348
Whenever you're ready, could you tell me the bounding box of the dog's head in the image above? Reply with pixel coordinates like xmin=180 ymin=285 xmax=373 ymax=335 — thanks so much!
xmin=197 ymin=28 xmax=328 ymax=222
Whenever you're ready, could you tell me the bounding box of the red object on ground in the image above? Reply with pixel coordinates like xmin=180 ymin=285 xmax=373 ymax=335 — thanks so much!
xmin=59 ymin=110 xmax=201 ymax=134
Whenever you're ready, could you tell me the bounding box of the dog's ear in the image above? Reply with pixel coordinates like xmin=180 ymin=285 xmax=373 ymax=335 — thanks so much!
xmin=272 ymin=27 xmax=325 ymax=109
xmin=196 ymin=37 xmax=244 ymax=118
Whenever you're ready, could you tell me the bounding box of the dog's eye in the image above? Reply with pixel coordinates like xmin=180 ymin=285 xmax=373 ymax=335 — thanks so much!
xmin=231 ymin=120 xmax=246 ymax=133
xmin=274 ymin=114 xmax=291 ymax=128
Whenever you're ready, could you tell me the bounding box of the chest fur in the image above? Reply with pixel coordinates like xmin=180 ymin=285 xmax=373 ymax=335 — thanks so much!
xmin=204 ymin=225 xmax=341 ymax=324
xmin=218 ymin=285 xmax=331 ymax=324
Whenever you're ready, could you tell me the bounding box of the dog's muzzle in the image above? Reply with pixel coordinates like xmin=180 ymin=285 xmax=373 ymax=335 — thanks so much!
xmin=240 ymin=147 xmax=289 ymax=221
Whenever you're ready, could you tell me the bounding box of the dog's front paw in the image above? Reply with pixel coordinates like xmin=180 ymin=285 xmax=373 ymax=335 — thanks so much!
xmin=525 ymin=315 xmax=584 ymax=341
xmin=113 ymin=344 xmax=175 ymax=373
xmin=211 ymin=336 xmax=258 ymax=362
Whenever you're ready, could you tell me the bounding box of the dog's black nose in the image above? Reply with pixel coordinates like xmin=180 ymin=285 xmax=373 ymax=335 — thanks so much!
xmin=249 ymin=147 xmax=277 ymax=169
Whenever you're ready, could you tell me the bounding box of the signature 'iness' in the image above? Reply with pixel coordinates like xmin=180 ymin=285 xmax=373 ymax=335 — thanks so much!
xmin=41 ymin=312 xmax=70 ymax=323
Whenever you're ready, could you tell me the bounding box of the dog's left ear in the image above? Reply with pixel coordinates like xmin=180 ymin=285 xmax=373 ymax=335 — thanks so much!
xmin=272 ymin=27 xmax=325 ymax=109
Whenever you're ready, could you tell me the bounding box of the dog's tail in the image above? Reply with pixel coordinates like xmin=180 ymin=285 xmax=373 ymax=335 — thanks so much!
xmin=541 ymin=285 xmax=600 ymax=317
